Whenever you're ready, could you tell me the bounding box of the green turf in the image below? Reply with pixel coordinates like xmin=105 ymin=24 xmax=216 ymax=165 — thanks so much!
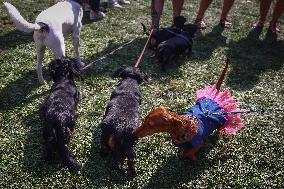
xmin=0 ymin=0 xmax=283 ymax=188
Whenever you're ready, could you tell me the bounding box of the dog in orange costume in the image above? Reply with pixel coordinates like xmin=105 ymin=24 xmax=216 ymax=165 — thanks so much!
xmin=133 ymin=59 xmax=244 ymax=161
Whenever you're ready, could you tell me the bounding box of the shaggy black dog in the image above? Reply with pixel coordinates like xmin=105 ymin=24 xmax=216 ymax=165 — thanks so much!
xmin=99 ymin=67 xmax=149 ymax=176
xmin=148 ymin=16 xmax=187 ymax=49
xmin=40 ymin=57 xmax=83 ymax=172
xmin=156 ymin=24 xmax=197 ymax=69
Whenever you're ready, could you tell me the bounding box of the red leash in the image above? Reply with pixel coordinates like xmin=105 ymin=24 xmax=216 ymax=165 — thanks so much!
xmin=134 ymin=29 xmax=154 ymax=68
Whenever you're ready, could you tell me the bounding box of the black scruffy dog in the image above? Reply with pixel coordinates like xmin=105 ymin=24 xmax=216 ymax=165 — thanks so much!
xmin=99 ymin=67 xmax=149 ymax=176
xmin=156 ymin=24 xmax=197 ymax=69
xmin=149 ymin=16 xmax=187 ymax=49
xmin=40 ymin=57 xmax=83 ymax=172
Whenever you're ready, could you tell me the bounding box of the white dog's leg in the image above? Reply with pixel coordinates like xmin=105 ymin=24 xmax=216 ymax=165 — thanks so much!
xmin=72 ymin=29 xmax=84 ymax=66
xmin=48 ymin=32 xmax=66 ymax=59
xmin=36 ymin=44 xmax=46 ymax=85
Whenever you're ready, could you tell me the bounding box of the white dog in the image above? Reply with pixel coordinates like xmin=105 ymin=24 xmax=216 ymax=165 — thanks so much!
xmin=4 ymin=0 xmax=86 ymax=84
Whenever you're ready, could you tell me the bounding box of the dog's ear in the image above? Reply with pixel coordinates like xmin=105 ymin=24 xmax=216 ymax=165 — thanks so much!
xmin=69 ymin=59 xmax=84 ymax=80
xmin=111 ymin=67 xmax=125 ymax=78
xmin=48 ymin=59 xmax=62 ymax=81
xmin=156 ymin=106 xmax=183 ymax=127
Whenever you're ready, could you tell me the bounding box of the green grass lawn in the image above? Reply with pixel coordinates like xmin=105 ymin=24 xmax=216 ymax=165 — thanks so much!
xmin=0 ymin=0 xmax=283 ymax=188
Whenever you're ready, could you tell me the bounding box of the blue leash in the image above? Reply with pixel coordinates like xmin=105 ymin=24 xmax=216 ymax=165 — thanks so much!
xmin=207 ymin=108 xmax=284 ymax=116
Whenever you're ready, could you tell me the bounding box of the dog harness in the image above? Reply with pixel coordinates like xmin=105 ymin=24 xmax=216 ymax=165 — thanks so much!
xmin=172 ymin=84 xmax=244 ymax=149
xmin=163 ymin=28 xmax=193 ymax=47
xmin=172 ymin=98 xmax=226 ymax=149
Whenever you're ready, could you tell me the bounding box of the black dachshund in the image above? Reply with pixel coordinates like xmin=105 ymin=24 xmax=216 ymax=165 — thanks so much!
xmin=156 ymin=24 xmax=197 ymax=69
xmin=148 ymin=16 xmax=187 ymax=49
xmin=99 ymin=67 xmax=149 ymax=176
xmin=40 ymin=57 xmax=83 ymax=172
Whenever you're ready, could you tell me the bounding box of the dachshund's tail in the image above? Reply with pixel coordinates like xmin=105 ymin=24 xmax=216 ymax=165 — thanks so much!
xmin=216 ymin=58 xmax=229 ymax=91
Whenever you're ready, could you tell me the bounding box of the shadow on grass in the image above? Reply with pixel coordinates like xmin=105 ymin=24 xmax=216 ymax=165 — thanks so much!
xmin=193 ymin=25 xmax=226 ymax=60
xmin=82 ymin=36 xmax=185 ymax=82
xmin=0 ymin=69 xmax=46 ymax=112
xmin=22 ymin=111 xmax=62 ymax=177
xmin=226 ymin=27 xmax=284 ymax=90
xmin=144 ymin=134 xmax=231 ymax=188
xmin=83 ymin=127 xmax=133 ymax=187
xmin=0 ymin=30 xmax=33 ymax=50
xmin=0 ymin=35 xmax=185 ymax=113
xmin=0 ymin=38 xmax=144 ymax=112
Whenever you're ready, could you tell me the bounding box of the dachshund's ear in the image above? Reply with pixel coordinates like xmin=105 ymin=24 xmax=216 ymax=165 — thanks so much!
xmin=111 ymin=67 xmax=125 ymax=78
xmin=165 ymin=111 xmax=184 ymax=128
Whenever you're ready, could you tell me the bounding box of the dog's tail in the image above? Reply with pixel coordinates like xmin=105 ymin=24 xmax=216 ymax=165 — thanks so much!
xmin=216 ymin=57 xmax=229 ymax=91
xmin=3 ymin=2 xmax=41 ymax=33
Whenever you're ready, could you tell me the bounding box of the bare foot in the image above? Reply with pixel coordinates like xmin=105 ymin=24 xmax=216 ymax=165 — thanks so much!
xmin=220 ymin=18 xmax=232 ymax=28
xmin=195 ymin=18 xmax=207 ymax=30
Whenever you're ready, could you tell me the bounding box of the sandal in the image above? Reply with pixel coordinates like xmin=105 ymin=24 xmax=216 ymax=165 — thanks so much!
xmin=252 ymin=20 xmax=264 ymax=29
xmin=194 ymin=18 xmax=207 ymax=30
xmin=268 ymin=22 xmax=280 ymax=34
xmin=219 ymin=18 xmax=232 ymax=28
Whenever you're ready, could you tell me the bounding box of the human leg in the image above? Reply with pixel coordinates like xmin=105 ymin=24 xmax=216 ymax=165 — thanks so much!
xmin=269 ymin=0 xmax=284 ymax=33
xmin=195 ymin=0 xmax=213 ymax=29
xmin=219 ymin=0 xmax=234 ymax=28
xmin=108 ymin=0 xmax=123 ymax=9
xmin=252 ymin=0 xmax=273 ymax=28
xmin=89 ymin=0 xmax=105 ymax=20
xmin=172 ymin=0 xmax=184 ymax=18
xmin=151 ymin=0 xmax=165 ymax=29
